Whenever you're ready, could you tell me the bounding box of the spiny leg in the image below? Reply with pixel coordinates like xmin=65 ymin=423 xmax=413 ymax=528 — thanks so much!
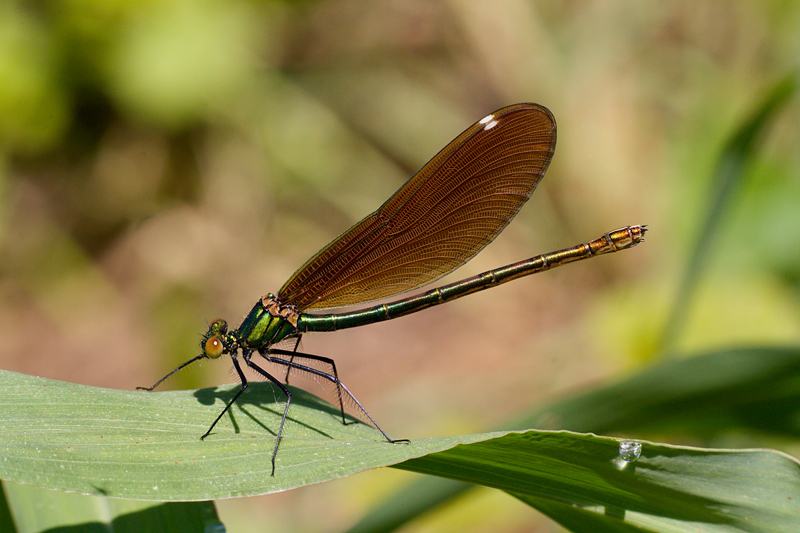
xmin=200 ymin=352 xmax=250 ymax=440
xmin=136 ymin=354 xmax=206 ymax=391
xmin=263 ymin=348 xmax=408 ymax=445
xmin=270 ymin=346 xmax=347 ymax=425
xmin=282 ymin=336 xmax=303 ymax=384
xmin=241 ymin=351 xmax=292 ymax=477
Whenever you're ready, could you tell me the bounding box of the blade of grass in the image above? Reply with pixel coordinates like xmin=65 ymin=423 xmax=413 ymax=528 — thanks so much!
xmin=0 ymin=484 xmax=16 ymax=533
xmin=3 ymin=482 xmax=221 ymax=533
xmin=346 ymin=345 xmax=800 ymax=533
xmin=1 ymin=369 xmax=798 ymax=531
xmin=0 ymin=369 xmax=502 ymax=499
xmin=659 ymin=72 xmax=798 ymax=352
xmin=521 ymin=345 xmax=800 ymax=436
xmin=395 ymin=433 xmax=800 ymax=533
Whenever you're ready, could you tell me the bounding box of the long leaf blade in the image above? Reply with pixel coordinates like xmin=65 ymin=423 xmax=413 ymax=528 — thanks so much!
xmin=1 ymin=369 xmax=798 ymax=532
xmin=346 ymin=345 xmax=800 ymax=532
xmin=3 ymin=483 xmax=221 ymax=533
xmin=659 ymin=72 xmax=798 ymax=350
xmin=396 ymin=433 xmax=800 ymax=532
xmin=0 ymin=369 xmax=497 ymax=499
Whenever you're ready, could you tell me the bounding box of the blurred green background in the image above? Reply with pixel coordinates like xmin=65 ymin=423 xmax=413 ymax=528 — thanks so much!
xmin=1 ymin=1 xmax=799 ymax=531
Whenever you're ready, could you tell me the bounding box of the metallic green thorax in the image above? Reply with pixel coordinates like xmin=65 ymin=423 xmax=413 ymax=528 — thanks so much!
xmin=235 ymin=295 xmax=299 ymax=349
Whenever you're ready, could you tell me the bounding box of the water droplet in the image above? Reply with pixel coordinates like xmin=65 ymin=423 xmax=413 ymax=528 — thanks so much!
xmin=618 ymin=441 xmax=642 ymax=462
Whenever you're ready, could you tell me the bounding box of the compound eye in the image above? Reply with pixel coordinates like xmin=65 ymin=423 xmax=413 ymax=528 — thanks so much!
xmin=204 ymin=336 xmax=224 ymax=359
xmin=209 ymin=319 xmax=228 ymax=335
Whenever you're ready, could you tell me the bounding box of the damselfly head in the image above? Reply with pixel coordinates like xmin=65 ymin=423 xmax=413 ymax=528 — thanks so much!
xmin=201 ymin=318 xmax=230 ymax=359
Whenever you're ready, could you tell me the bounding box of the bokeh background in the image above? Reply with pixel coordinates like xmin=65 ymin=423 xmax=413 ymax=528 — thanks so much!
xmin=2 ymin=1 xmax=799 ymax=531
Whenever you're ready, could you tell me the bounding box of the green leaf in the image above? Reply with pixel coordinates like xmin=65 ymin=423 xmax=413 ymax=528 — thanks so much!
xmin=1 ymin=368 xmax=799 ymax=532
xmin=0 ymin=484 xmax=15 ymax=533
xmin=396 ymin=433 xmax=800 ymax=532
xmin=2 ymin=482 xmax=221 ymax=533
xmin=522 ymin=345 xmax=800 ymax=436
xmin=659 ymin=72 xmax=799 ymax=351
xmin=0 ymin=369 xmax=498 ymax=499
xmin=346 ymin=345 xmax=800 ymax=533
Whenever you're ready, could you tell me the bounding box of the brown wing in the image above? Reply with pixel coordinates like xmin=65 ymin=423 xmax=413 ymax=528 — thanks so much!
xmin=279 ymin=103 xmax=557 ymax=311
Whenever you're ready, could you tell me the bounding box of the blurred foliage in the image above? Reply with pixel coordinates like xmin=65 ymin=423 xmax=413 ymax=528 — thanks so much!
xmin=0 ymin=0 xmax=799 ymax=532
